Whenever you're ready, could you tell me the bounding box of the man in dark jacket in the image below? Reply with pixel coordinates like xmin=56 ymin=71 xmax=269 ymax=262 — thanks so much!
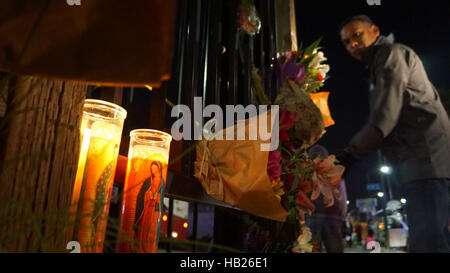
xmin=337 ymin=15 xmax=450 ymax=252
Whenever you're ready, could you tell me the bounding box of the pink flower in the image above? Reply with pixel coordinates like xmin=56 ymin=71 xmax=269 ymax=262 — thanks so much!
xmin=280 ymin=130 xmax=290 ymax=142
xmin=283 ymin=141 xmax=296 ymax=155
xmin=279 ymin=109 xmax=296 ymax=142
xmin=283 ymin=51 xmax=298 ymax=59
xmin=296 ymin=190 xmax=315 ymax=215
xmin=310 ymin=155 xmax=346 ymax=207
xmin=313 ymin=155 xmax=345 ymax=186
xmin=280 ymin=109 xmax=296 ymax=130
xmin=267 ymin=150 xmax=282 ymax=181
xmin=284 ymin=173 xmax=294 ymax=190
xmin=283 ymin=163 xmax=297 ymax=191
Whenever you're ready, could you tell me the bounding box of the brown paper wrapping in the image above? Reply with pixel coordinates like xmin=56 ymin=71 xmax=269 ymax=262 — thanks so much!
xmin=193 ymin=111 xmax=288 ymax=222
xmin=274 ymin=79 xmax=325 ymax=148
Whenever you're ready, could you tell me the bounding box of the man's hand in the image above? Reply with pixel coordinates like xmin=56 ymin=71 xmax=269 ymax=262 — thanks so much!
xmin=335 ymin=148 xmax=358 ymax=173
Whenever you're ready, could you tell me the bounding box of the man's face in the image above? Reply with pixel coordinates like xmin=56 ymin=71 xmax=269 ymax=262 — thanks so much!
xmin=340 ymin=20 xmax=380 ymax=61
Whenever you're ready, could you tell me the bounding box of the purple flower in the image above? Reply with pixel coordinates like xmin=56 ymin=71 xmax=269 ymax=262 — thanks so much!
xmin=275 ymin=57 xmax=306 ymax=90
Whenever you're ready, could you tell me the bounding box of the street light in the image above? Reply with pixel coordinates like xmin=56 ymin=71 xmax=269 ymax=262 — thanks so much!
xmin=400 ymin=198 xmax=407 ymax=204
xmin=377 ymin=153 xmax=392 ymax=248
xmin=379 ymin=165 xmax=393 ymax=201
xmin=380 ymin=165 xmax=392 ymax=174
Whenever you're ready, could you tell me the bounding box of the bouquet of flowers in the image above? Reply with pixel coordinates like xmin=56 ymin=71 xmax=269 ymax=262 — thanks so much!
xmin=194 ymin=38 xmax=344 ymax=253
xmin=253 ymin=38 xmax=344 ymax=252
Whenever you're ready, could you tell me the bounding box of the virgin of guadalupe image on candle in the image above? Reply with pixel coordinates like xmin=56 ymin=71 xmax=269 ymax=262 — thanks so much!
xmin=116 ymin=129 xmax=171 ymax=253
xmin=134 ymin=161 xmax=165 ymax=252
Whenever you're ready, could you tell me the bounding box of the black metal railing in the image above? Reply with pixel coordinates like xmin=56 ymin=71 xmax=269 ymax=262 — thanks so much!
xmin=158 ymin=0 xmax=280 ymax=253
xmin=97 ymin=0 xmax=281 ymax=253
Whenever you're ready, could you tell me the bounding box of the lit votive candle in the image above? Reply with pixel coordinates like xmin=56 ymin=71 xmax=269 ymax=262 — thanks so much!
xmin=69 ymin=99 xmax=127 ymax=253
xmin=116 ymin=129 xmax=172 ymax=253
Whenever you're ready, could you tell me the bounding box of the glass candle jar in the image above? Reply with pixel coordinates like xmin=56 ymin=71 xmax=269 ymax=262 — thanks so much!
xmin=116 ymin=129 xmax=172 ymax=253
xmin=69 ymin=99 xmax=127 ymax=253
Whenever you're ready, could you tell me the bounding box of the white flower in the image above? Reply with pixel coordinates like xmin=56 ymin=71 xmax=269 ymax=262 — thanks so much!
xmin=291 ymin=225 xmax=313 ymax=253
xmin=307 ymin=50 xmax=329 ymax=80
xmin=318 ymin=64 xmax=330 ymax=79
xmin=309 ymin=50 xmax=327 ymax=69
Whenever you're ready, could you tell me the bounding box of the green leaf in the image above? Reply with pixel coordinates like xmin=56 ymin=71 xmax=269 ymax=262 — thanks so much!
xmin=303 ymin=37 xmax=323 ymax=56
xmin=287 ymin=194 xmax=295 ymax=203
xmin=286 ymin=207 xmax=297 ymax=223
xmin=251 ymin=67 xmax=272 ymax=105
xmin=307 ymin=67 xmax=319 ymax=75
xmin=288 ymin=172 xmax=300 ymax=196
xmin=300 ymin=55 xmax=314 ymax=66
xmin=92 ymin=161 xmax=114 ymax=233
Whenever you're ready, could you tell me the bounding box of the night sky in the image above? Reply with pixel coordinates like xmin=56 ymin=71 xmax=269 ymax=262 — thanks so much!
xmin=295 ymin=0 xmax=450 ymax=208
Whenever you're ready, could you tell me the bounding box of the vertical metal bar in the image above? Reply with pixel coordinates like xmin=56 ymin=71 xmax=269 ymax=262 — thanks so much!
xmin=129 ymin=87 xmax=134 ymax=104
xmin=200 ymin=0 xmax=210 ymax=108
xmin=244 ymin=35 xmax=254 ymax=105
xmin=180 ymin=0 xmax=201 ymax=178
xmin=183 ymin=0 xmax=199 ymax=109
xmin=258 ymin=0 xmax=276 ymax=102
xmin=99 ymin=87 xmax=123 ymax=105
xmin=192 ymin=0 xmax=202 ymax=99
xmin=148 ymin=86 xmax=167 ymax=130
xmin=213 ymin=1 xmax=223 ymax=106
xmin=175 ymin=0 xmax=188 ymax=106
xmin=265 ymin=0 xmax=277 ymax=102
xmin=268 ymin=0 xmax=278 ymax=58
xmin=232 ymin=33 xmax=239 ymax=105
xmin=193 ymin=202 xmax=198 ymax=252
xmin=203 ymin=0 xmax=222 ymax=106
xmin=164 ymin=0 xmax=187 ymax=130
xmin=238 ymin=33 xmax=252 ymax=106
xmin=166 ymin=197 xmax=174 ymax=253
xmin=254 ymin=0 xmax=265 ymax=99
xmin=248 ymin=36 xmax=255 ymax=104
xmin=223 ymin=0 xmax=239 ymax=105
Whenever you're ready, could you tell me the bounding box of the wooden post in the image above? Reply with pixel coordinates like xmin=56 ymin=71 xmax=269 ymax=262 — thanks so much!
xmin=0 ymin=75 xmax=87 ymax=252
xmin=0 ymin=83 xmax=6 ymax=118
xmin=275 ymin=0 xmax=298 ymax=55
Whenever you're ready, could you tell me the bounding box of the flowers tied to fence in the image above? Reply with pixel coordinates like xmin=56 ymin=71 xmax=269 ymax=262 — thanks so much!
xmin=194 ymin=38 xmax=344 ymax=253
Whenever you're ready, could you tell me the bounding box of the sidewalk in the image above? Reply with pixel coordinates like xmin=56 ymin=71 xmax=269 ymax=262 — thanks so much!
xmin=344 ymin=245 xmax=405 ymax=253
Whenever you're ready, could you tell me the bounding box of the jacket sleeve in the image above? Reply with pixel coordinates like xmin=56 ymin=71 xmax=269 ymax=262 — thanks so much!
xmin=349 ymin=45 xmax=410 ymax=159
